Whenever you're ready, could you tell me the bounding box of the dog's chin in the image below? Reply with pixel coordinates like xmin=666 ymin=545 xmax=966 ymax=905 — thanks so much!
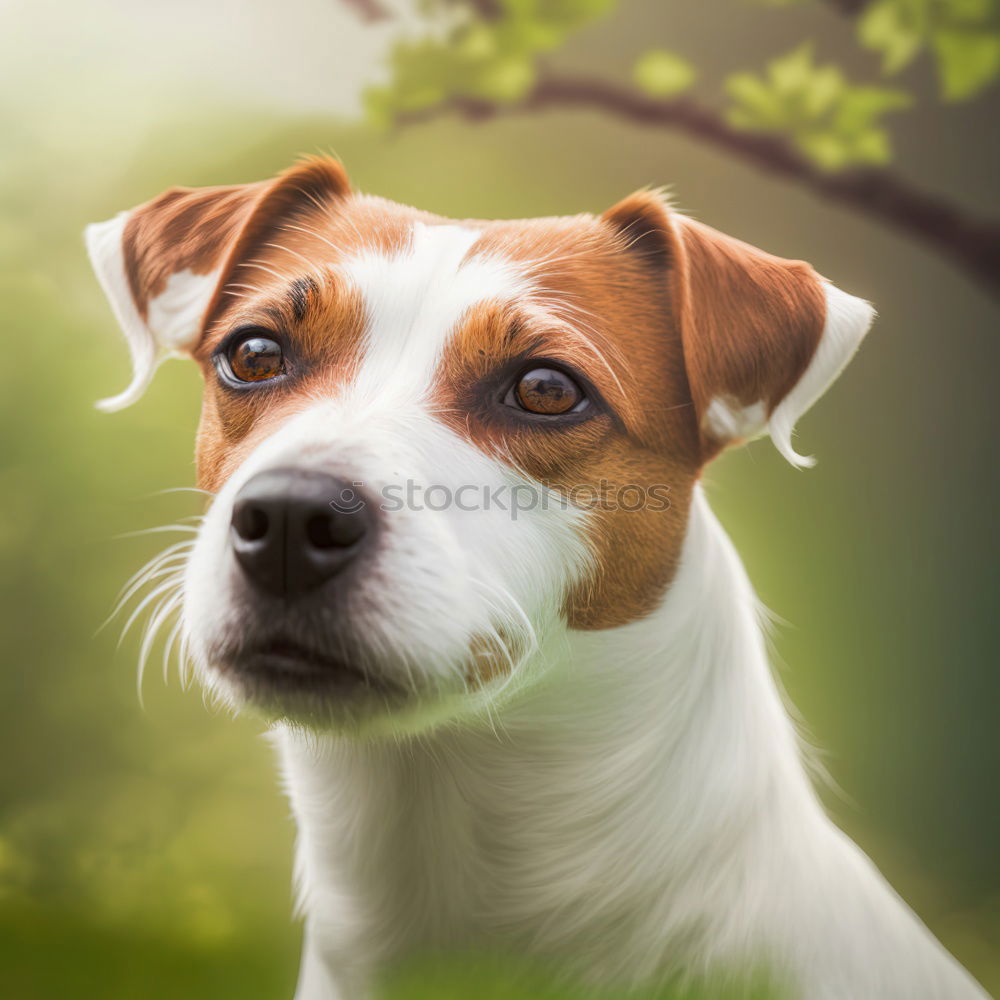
xmin=212 ymin=638 xmax=412 ymax=730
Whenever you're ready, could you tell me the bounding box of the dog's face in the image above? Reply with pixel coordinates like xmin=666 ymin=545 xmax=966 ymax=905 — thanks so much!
xmin=87 ymin=158 xmax=873 ymax=732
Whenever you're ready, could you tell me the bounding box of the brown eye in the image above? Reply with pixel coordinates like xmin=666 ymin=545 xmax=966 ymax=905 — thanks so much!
xmin=227 ymin=334 xmax=284 ymax=382
xmin=514 ymin=367 xmax=584 ymax=415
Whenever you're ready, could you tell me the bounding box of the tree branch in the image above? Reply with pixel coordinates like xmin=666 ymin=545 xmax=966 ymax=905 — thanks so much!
xmin=340 ymin=0 xmax=392 ymax=22
xmin=451 ymin=0 xmax=503 ymax=18
xmin=334 ymin=1 xmax=998 ymax=296
xmin=821 ymin=0 xmax=872 ymax=16
xmin=341 ymin=0 xmax=500 ymax=22
xmin=397 ymin=74 xmax=1000 ymax=298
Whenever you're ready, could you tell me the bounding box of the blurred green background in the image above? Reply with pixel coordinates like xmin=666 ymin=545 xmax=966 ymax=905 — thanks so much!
xmin=1 ymin=0 xmax=997 ymax=996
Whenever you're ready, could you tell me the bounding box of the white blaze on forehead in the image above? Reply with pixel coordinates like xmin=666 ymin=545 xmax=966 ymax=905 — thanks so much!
xmin=343 ymin=222 xmax=528 ymax=403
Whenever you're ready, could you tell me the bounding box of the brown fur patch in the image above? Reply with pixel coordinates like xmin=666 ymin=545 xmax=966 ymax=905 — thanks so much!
xmin=193 ymin=272 xmax=369 ymax=493
xmin=435 ymin=193 xmax=826 ymax=630
xmin=436 ymin=214 xmax=699 ymax=630
xmin=190 ymin=185 xmax=425 ymax=491
xmin=614 ymin=193 xmax=827 ymax=462
xmin=123 ymin=184 xmax=263 ymax=316
xmin=120 ymin=156 xmax=351 ymax=320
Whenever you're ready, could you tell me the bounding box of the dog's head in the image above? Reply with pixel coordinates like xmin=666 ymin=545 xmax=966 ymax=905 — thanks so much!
xmin=87 ymin=158 xmax=873 ymax=732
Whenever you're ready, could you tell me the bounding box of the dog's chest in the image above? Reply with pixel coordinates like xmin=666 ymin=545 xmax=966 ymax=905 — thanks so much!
xmin=279 ymin=724 xmax=672 ymax=963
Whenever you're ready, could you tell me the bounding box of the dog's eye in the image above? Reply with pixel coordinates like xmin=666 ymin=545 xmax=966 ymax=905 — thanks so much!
xmin=512 ymin=368 xmax=585 ymax=415
xmin=227 ymin=333 xmax=284 ymax=382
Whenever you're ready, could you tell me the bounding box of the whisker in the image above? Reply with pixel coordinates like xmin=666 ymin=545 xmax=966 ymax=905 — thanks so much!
xmin=178 ymin=628 xmax=195 ymax=690
xmin=105 ymin=558 xmax=190 ymax=629
xmin=162 ymin=615 xmax=185 ymax=685
xmin=137 ymin=588 xmax=183 ymax=707
xmin=115 ymin=524 xmax=200 ymax=540
xmin=146 ymin=486 xmax=214 ymax=499
xmin=119 ymin=577 xmax=186 ymax=647
xmin=98 ymin=541 xmax=194 ymax=636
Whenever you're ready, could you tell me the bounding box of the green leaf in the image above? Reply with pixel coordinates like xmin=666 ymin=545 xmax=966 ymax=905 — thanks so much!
xmin=366 ymin=0 xmax=618 ymax=126
xmin=472 ymin=55 xmax=537 ymax=101
xmin=799 ymin=65 xmax=845 ymax=118
xmin=724 ymin=44 xmax=911 ymax=169
xmin=362 ymin=87 xmax=395 ymax=131
xmin=456 ymin=24 xmax=498 ymax=60
xmin=932 ymin=28 xmax=1000 ymax=99
xmin=796 ymin=132 xmax=852 ymax=170
xmin=945 ymin=0 xmax=996 ymax=22
xmin=850 ymin=127 xmax=893 ymax=164
xmin=769 ymin=42 xmax=816 ymax=94
xmin=858 ymin=0 xmax=1000 ymax=100
xmin=633 ymin=50 xmax=696 ymax=97
xmin=858 ymin=0 xmax=925 ymax=74
xmin=833 ymin=85 xmax=912 ymax=131
xmin=725 ymin=73 xmax=791 ymax=128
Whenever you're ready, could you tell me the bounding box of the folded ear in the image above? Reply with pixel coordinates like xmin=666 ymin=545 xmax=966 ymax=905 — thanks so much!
xmin=85 ymin=157 xmax=351 ymax=411
xmin=602 ymin=192 xmax=875 ymax=467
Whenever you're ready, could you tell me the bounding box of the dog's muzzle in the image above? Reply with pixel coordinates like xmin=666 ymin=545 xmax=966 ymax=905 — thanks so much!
xmin=230 ymin=468 xmax=374 ymax=598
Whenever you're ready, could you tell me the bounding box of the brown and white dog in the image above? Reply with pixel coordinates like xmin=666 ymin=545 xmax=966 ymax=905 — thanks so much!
xmin=87 ymin=158 xmax=989 ymax=999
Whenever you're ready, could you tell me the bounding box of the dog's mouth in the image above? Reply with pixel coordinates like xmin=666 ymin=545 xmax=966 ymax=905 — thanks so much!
xmin=217 ymin=635 xmax=404 ymax=705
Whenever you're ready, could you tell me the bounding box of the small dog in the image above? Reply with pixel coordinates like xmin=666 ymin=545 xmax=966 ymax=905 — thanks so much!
xmin=87 ymin=158 xmax=989 ymax=999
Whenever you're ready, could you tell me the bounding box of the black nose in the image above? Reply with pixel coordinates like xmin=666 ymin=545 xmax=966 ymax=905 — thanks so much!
xmin=230 ymin=469 xmax=372 ymax=598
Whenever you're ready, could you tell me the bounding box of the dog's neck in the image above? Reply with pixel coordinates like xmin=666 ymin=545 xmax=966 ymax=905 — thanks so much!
xmin=279 ymin=487 xmax=827 ymax=975
xmin=279 ymin=487 xmax=986 ymax=999
xmin=496 ymin=481 xmax=824 ymax=865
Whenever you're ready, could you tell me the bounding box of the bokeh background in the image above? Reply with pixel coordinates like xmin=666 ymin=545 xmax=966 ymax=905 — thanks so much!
xmin=1 ymin=0 xmax=997 ymax=996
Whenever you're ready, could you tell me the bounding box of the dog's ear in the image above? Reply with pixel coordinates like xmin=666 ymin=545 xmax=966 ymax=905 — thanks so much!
xmin=602 ymin=191 xmax=875 ymax=466
xmin=85 ymin=157 xmax=350 ymax=411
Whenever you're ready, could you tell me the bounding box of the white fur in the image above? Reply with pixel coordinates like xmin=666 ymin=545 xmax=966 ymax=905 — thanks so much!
xmin=85 ymin=213 xmax=220 ymax=411
xmin=703 ymin=397 xmax=767 ymax=442
xmin=769 ymin=283 xmax=876 ymax=467
xmin=85 ymin=213 xmax=156 ymax=411
xmin=147 ymin=268 xmax=222 ymax=349
xmin=343 ymin=221 xmax=529 ymax=402
xmin=280 ymin=491 xmax=988 ymax=999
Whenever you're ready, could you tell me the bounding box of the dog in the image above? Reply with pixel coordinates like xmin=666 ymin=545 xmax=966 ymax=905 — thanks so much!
xmin=86 ymin=157 xmax=989 ymax=999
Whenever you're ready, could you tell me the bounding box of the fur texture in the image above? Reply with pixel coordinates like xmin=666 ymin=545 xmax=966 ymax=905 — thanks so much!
xmin=86 ymin=158 xmax=989 ymax=999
